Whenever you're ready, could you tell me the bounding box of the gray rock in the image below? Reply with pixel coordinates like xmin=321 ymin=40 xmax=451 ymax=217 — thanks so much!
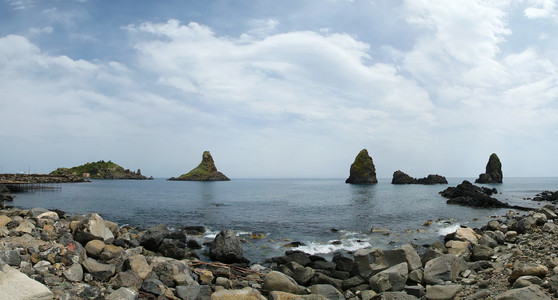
xmin=263 ymin=271 xmax=308 ymax=295
xmin=343 ymin=276 xmax=366 ymax=290
xmin=292 ymin=266 xmax=315 ymax=285
xmin=511 ymin=275 xmax=544 ymax=288
xmin=81 ymin=257 xmax=116 ymax=281
xmin=423 ymin=254 xmax=467 ymax=285
xmin=309 ymin=284 xmax=344 ymax=300
xmin=210 ymin=287 xmax=265 ymax=300
xmin=478 ymin=234 xmax=498 ymax=248
xmin=425 ymin=284 xmax=462 ymax=300
xmin=141 ymin=277 xmax=165 ymax=295
xmin=0 ymin=264 xmax=54 ymax=300
xmin=0 ymin=250 xmax=20 ymax=266
xmin=311 ymin=272 xmax=343 ymax=291
xmin=494 ymin=284 xmax=551 ymax=300
xmin=401 ymin=244 xmax=422 ymax=271
xmin=106 ymin=287 xmax=138 ymax=300
xmin=209 ymin=229 xmax=247 ymax=263
xmin=111 ymin=270 xmax=143 ymax=289
xmin=63 ymin=263 xmax=83 ymax=282
xmin=176 ymin=285 xmax=212 ymax=300
xmin=405 ymin=285 xmax=425 ymax=298
xmin=332 ymin=254 xmax=354 ymax=272
xmin=139 ymin=224 xmax=169 ymax=252
xmin=123 ymin=254 xmax=152 ymax=279
xmin=73 ymin=213 xmax=114 ymax=245
xmin=151 ymin=258 xmax=197 ymax=287
xmin=369 ymin=262 xmax=408 ymax=292
xmin=472 ymin=244 xmax=494 ymax=261
xmin=370 ymin=291 xmax=418 ymax=299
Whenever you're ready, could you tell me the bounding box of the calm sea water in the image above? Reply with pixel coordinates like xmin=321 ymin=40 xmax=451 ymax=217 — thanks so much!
xmin=9 ymin=177 xmax=557 ymax=262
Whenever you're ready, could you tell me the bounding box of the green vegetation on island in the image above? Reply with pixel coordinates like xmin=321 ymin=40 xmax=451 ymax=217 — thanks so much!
xmin=169 ymin=151 xmax=230 ymax=181
xmin=50 ymin=160 xmax=153 ymax=180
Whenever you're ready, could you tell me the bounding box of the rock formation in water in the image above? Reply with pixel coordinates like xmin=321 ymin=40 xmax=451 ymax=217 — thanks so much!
xmin=391 ymin=170 xmax=448 ymax=185
xmin=475 ymin=153 xmax=503 ymax=184
xmin=439 ymin=180 xmax=516 ymax=208
xmin=50 ymin=160 xmax=152 ymax=180
xmin=169 ymin=151 xmax=230 ymax=181
xmin=345 ymin=149 xmax=378 ymax=184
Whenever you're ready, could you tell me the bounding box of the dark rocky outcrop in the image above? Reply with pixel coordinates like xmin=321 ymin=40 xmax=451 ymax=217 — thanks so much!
xmin=345 ymin=149 xmax=377 ymax=184
xmin=475 ymin=153 xmax=503 ymax=183
xmin=532 ymin=191 xmax=558 ymax=202
xmin=209 ymin=229 xmax=248 ymax=264
xmin=169 ymin=151 xmax=230 ymax=181
xmin=392 ymin=171 xmax=448 ymax=185
xmin=440 ymin=180 xmax=510 ymax=208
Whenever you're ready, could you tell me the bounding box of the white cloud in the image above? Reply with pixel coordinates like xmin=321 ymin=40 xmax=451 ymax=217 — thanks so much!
xmin=6 ymin=0 xmax=34 ymax=10
xmin=525 ymin=0 xmax=556 ymax=19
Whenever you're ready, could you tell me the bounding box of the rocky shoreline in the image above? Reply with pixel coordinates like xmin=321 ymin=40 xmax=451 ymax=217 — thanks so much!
xmin=0 ymin=196 xmax=558 ymax=299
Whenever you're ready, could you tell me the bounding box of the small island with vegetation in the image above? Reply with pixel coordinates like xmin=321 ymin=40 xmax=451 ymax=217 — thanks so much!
xmin=169 ymin=151 xmax=230 ymax=181
xmin=50 ymin=160 xmax=153 ymax=180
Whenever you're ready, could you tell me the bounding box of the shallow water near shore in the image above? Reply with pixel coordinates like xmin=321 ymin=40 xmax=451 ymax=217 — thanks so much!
xmin=9 ymin=177 xmax=557 ymax=262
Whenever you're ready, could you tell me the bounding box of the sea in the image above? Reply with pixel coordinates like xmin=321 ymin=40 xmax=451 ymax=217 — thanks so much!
xmin=8 ymin=177 xmax=557 ymax=263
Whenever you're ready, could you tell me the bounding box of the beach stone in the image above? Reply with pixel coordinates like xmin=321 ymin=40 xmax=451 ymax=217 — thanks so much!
xmin=543 ymin=222 xmax=558 ymax=233
xmin=63 ymin=263 xmax=83 ymax=282
xmin=27 ymin=207 xmax=49 ymax=218
xmin=424 ymin=254 xmax=467 ymax=285
xmin=479 ymin=234 xmax=498 ymax=248
xmin=176 ymin=285 xmax=212 ymax=300
xmin=359 ymin=290 xmax=377 ymax=300
xmin=85 ymin=239 xmax=105 ymax=258
xmin=15 ymin=219 xmax=35 ymax=233
xmin=455 ymin=227 xmax=480 ymax=244
xmin=487 ymin=220 xmax=500 ymax=231
xmin=209 ymin=229 xmax=247 ymax=263
xmin=0 ymin=249 xmax=20 ymax=266
xmin=0 ymin=215 xmax=11 ymax=227
xmin=425 ymin=284 xmax=462 ymax=300
xmin=263 ymin=271 xmax=308 ymax=295
xmin=309 ymin=284 xmax=344 ymax=300
xmin=277 ymin=251 xmax=312 ymax=267
xmin=310 ymin=272 xmax=343 ymax=291
xmin=292 ymin=266 xmax=315 ymax=285
xmin=401 ymin=244 xmax=422 ymax=271
xmin=494 ymin=284 xmax=550 ymax=300
xmin=141 ymin=277 xmax=165 ymax=295
xmin=508 ymin=263 xmax=548 ymax=283
xmin=193 ymin=268 xmax=214 ymax=285
xmin=123 ymin=254 xmax=152 ymax=279
xmin=151 ymin=258 xmax=197 ymax=287
xmin=73 ymin=213 xmax=114 ymax=244
xmin=532 ymin=213 xmax=547 ymax=225
xmin=100 ymin=244 xmax=124 ymax=261
xmin=343 ymin=276 xmax=366 ymax=290
xmin=211 ymin=287 xmax=266 ymax=300
xmin=408 ymin=269 xmax=423 ymax=284
xmin=0 ymin=264 xmax=54 ymax=300
xmin=370 ymin=291 xmax=417 ymax=300
xmin=472 ymin=244 xmax=494 ymax=261
xmin=332 ymin=254 xmax=354 ymax=272
xmin=215 ymin=276 xmax=233 ymax=289
xmin=539 ymin=207 xmax=557 ymax=220
xmin=37 ymin=211 xmax=59 ymax=221
xmin=139 ymin=224 xmax=169 ymax=251
xmin=106 ymin=287 xmax=138 ymax=300
xmin=512 ymin=275 xmax=543 ymax=288
xmin=405 ymin=285 xmax=425 ymax=298
xmin=111 ymin=270 xmax=143 ymax=289
xmin=505 ymin=231 xmax=518 ymax=242
xmin=369 ymin=262 xmax=408 ymax=292
xmin=158 ymin=238 xmax=186 ymax=259
xmin=81 ymin=257 xmax=116 ymax=281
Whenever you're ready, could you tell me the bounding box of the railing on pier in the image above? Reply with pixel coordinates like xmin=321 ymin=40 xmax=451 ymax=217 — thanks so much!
xmin=1 ymin=182 xmax=61 ymax=193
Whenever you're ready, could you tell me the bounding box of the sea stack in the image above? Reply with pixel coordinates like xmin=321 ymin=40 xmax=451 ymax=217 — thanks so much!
xmin=169 ymin=151 xmax=230 ymax=181
xmin=345 ymin=149 xmax=378 ymax=184
xmin=475 ymin=153 xmax=503 ymax=184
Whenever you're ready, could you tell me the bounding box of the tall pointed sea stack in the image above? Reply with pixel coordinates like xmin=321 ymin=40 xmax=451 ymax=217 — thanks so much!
xmin=345 ymin=149 xmax=378 ymax=184
xmin=475 ymin=153 xmax=503 ymax=183
xmin=169 ymin=151 xmax=230 ymax=181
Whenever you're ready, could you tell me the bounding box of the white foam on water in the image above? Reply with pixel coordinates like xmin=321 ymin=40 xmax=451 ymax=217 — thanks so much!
xmin=437 ymin=223 xmax=461 ymax=236
xmin=292 ymin=238 xmax=372 ymax=255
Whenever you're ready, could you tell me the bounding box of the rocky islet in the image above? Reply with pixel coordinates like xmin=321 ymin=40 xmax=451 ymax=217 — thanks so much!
xmin=391 ymin=171 xmax=448 ymax=185
xmin=169 ymin=151 xmax=230 ymax=182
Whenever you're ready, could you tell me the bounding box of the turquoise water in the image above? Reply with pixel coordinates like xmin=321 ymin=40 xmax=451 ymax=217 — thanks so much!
xmin=9 ymin=177 xmax=557 ymax=262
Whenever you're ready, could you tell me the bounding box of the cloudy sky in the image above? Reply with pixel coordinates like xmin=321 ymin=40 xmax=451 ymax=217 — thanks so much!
xmin=1 ymin=0 xmax=557 ymax=178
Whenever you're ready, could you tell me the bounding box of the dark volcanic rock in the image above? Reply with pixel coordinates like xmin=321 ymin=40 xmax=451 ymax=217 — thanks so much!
xmin=533 ymin=191 xmax=558 ymax=202
xmin=209 ymin=229 xmax=248 ymax=264
xmin=345 ymin=149 xmax=378 ymax=184
xmin=392 ymin=171 xmax=448 ymax=185
xmin=440 ymin=180 xmax=510 ymax=208
xmin=169 ymin=151 xmax=230 ymax=181
xmin=475 ymin=153 xmax=503 ymax=183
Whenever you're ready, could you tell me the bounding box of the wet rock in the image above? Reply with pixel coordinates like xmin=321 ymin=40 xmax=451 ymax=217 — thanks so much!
xmin=440 ymin=180 xmax=509 ymax=208
xmin=209 ymin=229 xmax=248 ymax=264
xmin=138 ymin=224 xmax=169 ymax=252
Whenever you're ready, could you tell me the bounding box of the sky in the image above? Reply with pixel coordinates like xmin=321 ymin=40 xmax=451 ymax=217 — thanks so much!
xmin=0 ymin=0 xmax=557 ymax=179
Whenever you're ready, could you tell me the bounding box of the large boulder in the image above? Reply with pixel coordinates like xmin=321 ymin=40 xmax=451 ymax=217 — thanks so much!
xmin=494 ymin=284 xmax=550 ymax=300
xmin=423 ymin=254 xmax=467 ymax=285
xmin=369 ymin=262 xmax=408 ymax=292
xmin=263 ymin=271 xmax=308 ymax=295
xmin=0 ymin=264 xmax=54 ymax=300
xmin=475 ymin=153 xmax=503 ymax=183
xmin=209 ymin=229 xmax=248 ymax=263
xmin=81 ymin=258 xmax=116 ymax=281
xmin=345 ymin=149 xmax=378 ymax=184
xmin=138 ymin=224 xmax=169 ymax=252
xmin=169 ymin=151 xmax=230 ymax=181
xmin=72 ymin=213 xmax=114 ymax=245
